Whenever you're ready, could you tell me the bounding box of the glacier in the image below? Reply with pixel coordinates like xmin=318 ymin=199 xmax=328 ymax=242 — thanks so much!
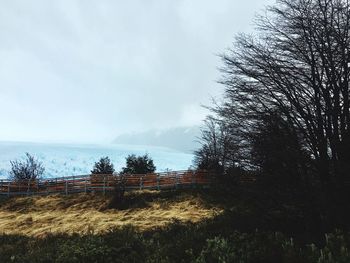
xmin=0 ymin=141 xmax=195 ymax=179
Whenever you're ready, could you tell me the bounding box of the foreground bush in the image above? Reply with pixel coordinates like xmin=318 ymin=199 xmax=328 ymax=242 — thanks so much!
xmin=0 ymin=223 xmax=349 ymax=263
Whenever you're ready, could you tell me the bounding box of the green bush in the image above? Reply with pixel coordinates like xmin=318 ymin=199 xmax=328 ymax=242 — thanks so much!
xmin=91 ymin=157 xmax=115 ymax=175
xmin=120 ymin=154 xmax=156 ymax=175
xmin=195 ymin=237 xmax=236 ymax=263
xmin=1 ymin=223 xmax=350 ymax=263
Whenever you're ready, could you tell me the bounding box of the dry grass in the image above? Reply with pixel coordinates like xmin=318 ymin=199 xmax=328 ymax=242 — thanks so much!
xmin=0 ymin=190 xmax=222 ymax=237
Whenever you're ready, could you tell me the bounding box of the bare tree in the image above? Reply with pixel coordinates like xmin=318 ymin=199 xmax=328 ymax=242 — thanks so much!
xmin=10 ymin=153 xmax=45 ymax=181
xmin=218 ymin=0 xmax=350 ymax=188
xmin=194 ymin=116 xmax=239 ymax=175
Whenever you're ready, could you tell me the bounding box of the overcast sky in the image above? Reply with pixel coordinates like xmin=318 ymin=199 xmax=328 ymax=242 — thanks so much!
xmin=0 ymin=0 xmax=273 ymax=144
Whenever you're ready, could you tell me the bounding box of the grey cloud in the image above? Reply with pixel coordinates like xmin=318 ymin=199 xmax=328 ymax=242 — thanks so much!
xmin=0 ymin=0 xmax=274 ymax=143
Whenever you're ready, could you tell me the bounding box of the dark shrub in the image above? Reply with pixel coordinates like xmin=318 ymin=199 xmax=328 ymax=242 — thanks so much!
xmin=120 ymin=154 xmax=156 ymax=175
xmin=110 ymin=174 xmax=127 ymax=209
xmin=91 ymin=157 xmax=115 ymax=175
xmin=10 ymin=153 xmax=45 ymax=181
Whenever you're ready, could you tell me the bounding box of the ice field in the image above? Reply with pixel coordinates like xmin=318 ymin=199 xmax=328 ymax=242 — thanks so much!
xmin=0 ymin=141 xmax=194 ymax=179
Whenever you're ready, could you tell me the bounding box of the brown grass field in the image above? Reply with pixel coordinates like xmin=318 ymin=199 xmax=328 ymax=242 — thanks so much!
xmin=0 ymin=190 xmax=222 ymax=237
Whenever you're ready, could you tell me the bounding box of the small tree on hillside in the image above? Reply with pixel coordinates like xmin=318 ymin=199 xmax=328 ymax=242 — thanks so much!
xmin=120 ymin=154 xmax=156 ymax=174
xmin=10 ymin=153 xmax=45 ymax=181
xmin=91 ymin=157 xmax=115 ymax=174
xmin=113 ymin=154 xmax=155 ymax=208
xmin=111 ymin=173 xmax=127 ymax=209
xmin=194 ymin=116 xmax=238 ymax=175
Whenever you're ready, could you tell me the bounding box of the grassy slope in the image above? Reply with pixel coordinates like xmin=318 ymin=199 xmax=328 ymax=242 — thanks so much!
xmin=0 ymin=190 xmax=222 ymax=237
xmin=0 ymin=187 xmax=349 ymax=262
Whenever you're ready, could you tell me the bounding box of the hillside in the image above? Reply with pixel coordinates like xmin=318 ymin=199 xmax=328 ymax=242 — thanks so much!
xmin=0 ymin=190 xmax=222 ymax=237
xmin=0 ymin=187 xmax=350 ymax=262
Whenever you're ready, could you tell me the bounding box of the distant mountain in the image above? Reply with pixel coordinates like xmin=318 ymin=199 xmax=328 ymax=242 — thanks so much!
xmin=113 ymin=126 xmax=201 ymax=153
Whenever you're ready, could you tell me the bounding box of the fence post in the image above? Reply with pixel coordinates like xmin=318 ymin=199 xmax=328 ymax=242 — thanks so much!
xmin=8 ymin=182 xmax=10 ymax=197
xmin=157 ymin=174 xmax=160 ymax=190
xmin=72 ymin=176 xmax=75 ymax=193
xmin=65 ymin=179 xmax=68 ymax=195
xmin=140 ymin=176 xmax=143 ymax=190
xmin=103 ymin=175 xmax=106 ymax=196
xmin=191 ymin=171 xmax=195 ymax=189
xmin=0 ymin=180 xmax=3 ymax=195
xmin=175 ymin=173 xmax=178 ymax=189
xmin=85 ymin=176 xmax=87 ymax=193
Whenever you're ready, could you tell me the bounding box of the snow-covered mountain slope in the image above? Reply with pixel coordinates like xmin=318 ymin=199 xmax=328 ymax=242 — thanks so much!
xmin=0 ymin=141 xmax=194 ymax=179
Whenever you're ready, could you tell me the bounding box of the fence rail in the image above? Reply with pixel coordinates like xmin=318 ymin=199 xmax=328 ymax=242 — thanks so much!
xmin=0 ymin=170 xmax=211 ymax=197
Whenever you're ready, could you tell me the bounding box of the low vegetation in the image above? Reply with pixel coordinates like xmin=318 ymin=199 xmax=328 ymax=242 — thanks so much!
xmin=0 ymin=190 xmax=221 ymax=237
xmin=0 ymin=186 xmax=350 ymax=262
xmin=1 ymin=224 xmax=350 ymax=263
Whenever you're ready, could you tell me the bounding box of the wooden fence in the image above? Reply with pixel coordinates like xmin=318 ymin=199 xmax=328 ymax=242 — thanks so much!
xmin=0 ymin=170 xmax=211 ymax=197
